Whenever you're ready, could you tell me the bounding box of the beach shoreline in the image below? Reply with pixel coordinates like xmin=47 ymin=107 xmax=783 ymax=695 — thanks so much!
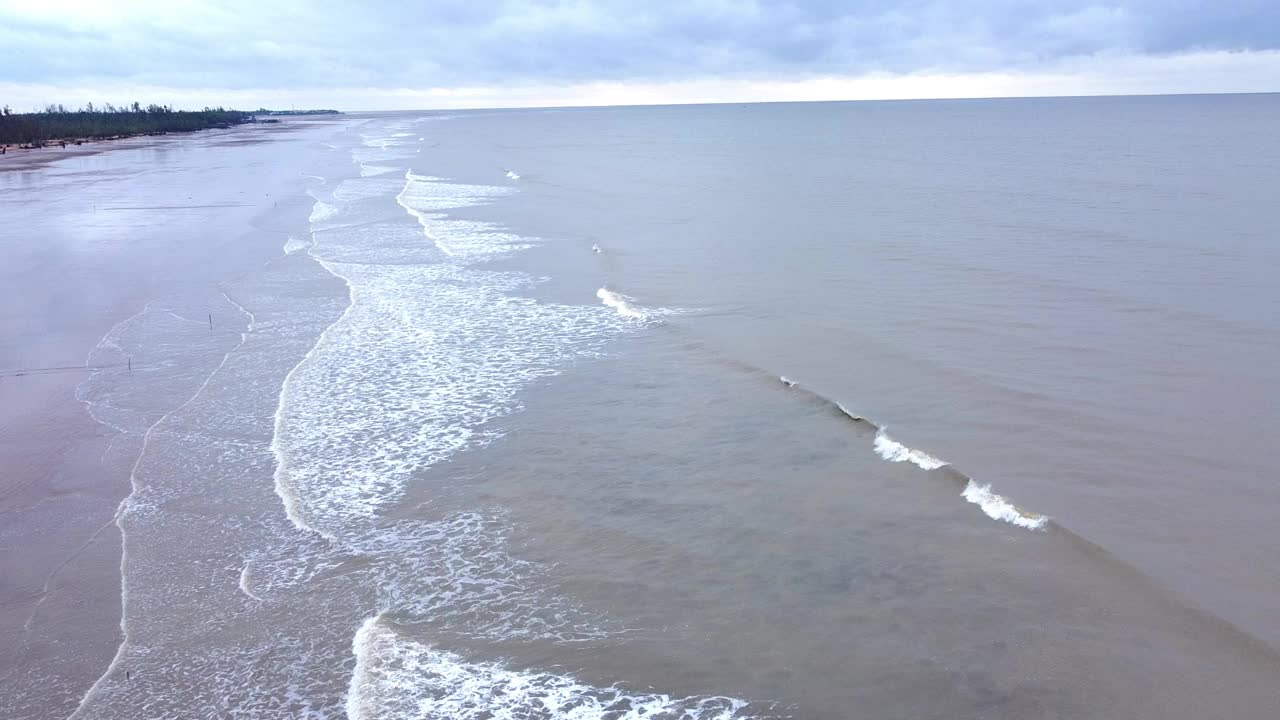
xmin=0 ymin=117 xmax=345 ymax=717
xmin=0 ymin=119 xmax=299 ymax=171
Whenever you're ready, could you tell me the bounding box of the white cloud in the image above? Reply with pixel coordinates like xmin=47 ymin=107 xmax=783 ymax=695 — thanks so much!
xmin=1 ymin=2 xmax=1277 ymax=108
xmin=3 ymin=49 xmax=1276 ymax=112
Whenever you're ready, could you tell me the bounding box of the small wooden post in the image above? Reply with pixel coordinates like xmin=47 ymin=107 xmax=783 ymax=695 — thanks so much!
xmin=128 ymin=357 xmax=132 ymax=372
xmin=208 ymin=313 xmax=213 ymax=330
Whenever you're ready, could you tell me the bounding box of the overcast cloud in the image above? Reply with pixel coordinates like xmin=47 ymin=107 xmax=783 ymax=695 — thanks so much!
xmin=1 ymin=1 xmax=1278 ymax=109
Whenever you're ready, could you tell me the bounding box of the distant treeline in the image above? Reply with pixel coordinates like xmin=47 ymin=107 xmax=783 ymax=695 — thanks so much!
xmin=0 ymin=103 xmax=253 ymax=146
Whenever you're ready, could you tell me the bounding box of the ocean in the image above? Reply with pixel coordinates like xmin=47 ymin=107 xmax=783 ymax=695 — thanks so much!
xmin=2 ymin=95 xmax=1279 ymax=719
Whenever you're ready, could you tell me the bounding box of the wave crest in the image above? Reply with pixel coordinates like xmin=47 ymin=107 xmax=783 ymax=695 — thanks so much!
xmin=873 ymin=429 xmax=948 ymax=470
xmin=596 ymin=288 xmax=647 ymax=319
xmin=777 ymin=377 xmax=1047 ymax=531
xmin=962 ymin=480 xmax=1049 ymax=530
xmin=348 ymin=616 xmax=767 ymax=720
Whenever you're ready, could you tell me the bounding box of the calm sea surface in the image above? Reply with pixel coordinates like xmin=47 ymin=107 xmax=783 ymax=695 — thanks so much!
xmin=4 ymin=95 xmax=1280 ymax=719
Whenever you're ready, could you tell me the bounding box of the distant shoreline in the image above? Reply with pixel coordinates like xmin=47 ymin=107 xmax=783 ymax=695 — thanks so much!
xmin=0 ymin=126 xmax=226 ymax=170
xmin=0 ymin=112 xmax=341 ymax=170
xmin=0 ymin=134 xmax=160 ymax=169
xmin=2 ymin=128 xmax=197 ymax=156
xmin=0 ymin=106 xmax=340 ymax=160
xmin=1 ymin=108 xmax=253 ymax=145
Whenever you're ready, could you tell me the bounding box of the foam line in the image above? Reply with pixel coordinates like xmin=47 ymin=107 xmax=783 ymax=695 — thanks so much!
xmin=268 ymin=232 xmax=351 ymax=540
xmin=777 ymin=376 xmax=1048 ymax=530
xmin=347 ymin=615 xmax=768 ymax=720
xmin=69 ymin=295 xmax=256 ymax=718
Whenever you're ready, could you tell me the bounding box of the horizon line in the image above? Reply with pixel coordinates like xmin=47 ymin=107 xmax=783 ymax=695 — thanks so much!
xmin=338 ymin=89 xmax=1280 ymax=114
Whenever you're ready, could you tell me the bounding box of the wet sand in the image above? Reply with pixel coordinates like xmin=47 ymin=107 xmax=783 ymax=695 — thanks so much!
xmin=1 ymin=134 xmax=189 ymax=172
xmin=0 ymin=118 xmax=345 ymax=717
xmin=0 ymin=124 xmax=267 ymax=172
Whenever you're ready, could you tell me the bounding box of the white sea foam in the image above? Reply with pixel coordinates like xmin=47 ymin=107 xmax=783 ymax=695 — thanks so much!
xmin=352 ymin=145 xmax=416 ymax=167
xmin=333 ymin=175 xmax=405 ymax=203
xmin=780 ymin=376 xmax=797 ymax=387
xmin=77 ymin=117 xmax=658 ymax=718
xmin=424 ymin=218 xmax=533 ymax=261
xmin=591 ymin=243 xmax=602 ymax=253
xmin=276 ymin=175 xmax=648 ymax=535
xmin=69 ymin=297 xmax=256 ymax=718
xmin=307 ymin=201 xmax=340 ymax=225
xmin=348 ymin=616 xmax=765 ymax=720
xmin=269 ymin=274 xmax=351 ymax=538
xmin=873 ymin=429 xmax=948 ymax=470
xmin=868 ymin=429 xmax=1046 ymax=529
xmin=361 ymin=132 xmax=419 ymax=151
xmin=282 ymin=235 xmax=312 ymax=255
xmin=400 ymin=170 xmax=514 ymax=211
xmin=961 ymin=480 xmax=1048 ymax=530
xmin=365 ymin=512 xmax=609 ymax=640
xmin=396 ymin=171 xmax=526 ymax=260
xmin=505 ymin=169 xmax=521 ymax=180
xmin=359 ymin=163 xmax=399 ymax=177
xmin=243 ymin=507 xmax=609 ymax=644
xmin=262 ymin=151 xmax=669 ymax=719
xmin=596 ymin=288 xmax=648 ymax=319
xmin=274 ymin=260 xmax=633 ymax=530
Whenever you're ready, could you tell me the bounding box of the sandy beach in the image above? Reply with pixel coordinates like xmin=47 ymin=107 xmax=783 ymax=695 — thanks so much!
xmin=0 ymin=117 xmax=346 ymax=717
xmin=0 ymin=125 xmax=259 ymax=172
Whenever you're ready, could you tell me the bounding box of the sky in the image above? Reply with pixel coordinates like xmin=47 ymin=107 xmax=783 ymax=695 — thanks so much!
xmin=2 ymin=1 xmax=1278 ymax=111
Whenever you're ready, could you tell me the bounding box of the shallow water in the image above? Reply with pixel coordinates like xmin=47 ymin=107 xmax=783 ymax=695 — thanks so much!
xmin=3 ymin=97 xmax=1279 ymax=718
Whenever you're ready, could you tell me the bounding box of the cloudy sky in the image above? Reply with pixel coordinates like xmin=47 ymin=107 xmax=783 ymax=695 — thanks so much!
xmin=2 ymin=1 xmax=1278 ymax=110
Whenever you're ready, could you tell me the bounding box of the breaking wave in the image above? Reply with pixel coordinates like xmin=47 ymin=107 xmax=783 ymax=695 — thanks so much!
xmin=777 ymin=377 xmax=1048 ymax=531
xmin=348 ymin=615 xmax=768 ymax=720
xmin=596 ymin=287 xmax=647 ymax=319
xmin=277 ymin=192 xmax=640 ymax=534
xmin=268 ymin=124 xmax=735 ymax=716
xmin=962 ymin=480 xmax=1049 ymax=530
xmin=396 ymin=171 xmax=528 ymax=260
xmin=873 ymin=429 xmax=948 ymax=470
